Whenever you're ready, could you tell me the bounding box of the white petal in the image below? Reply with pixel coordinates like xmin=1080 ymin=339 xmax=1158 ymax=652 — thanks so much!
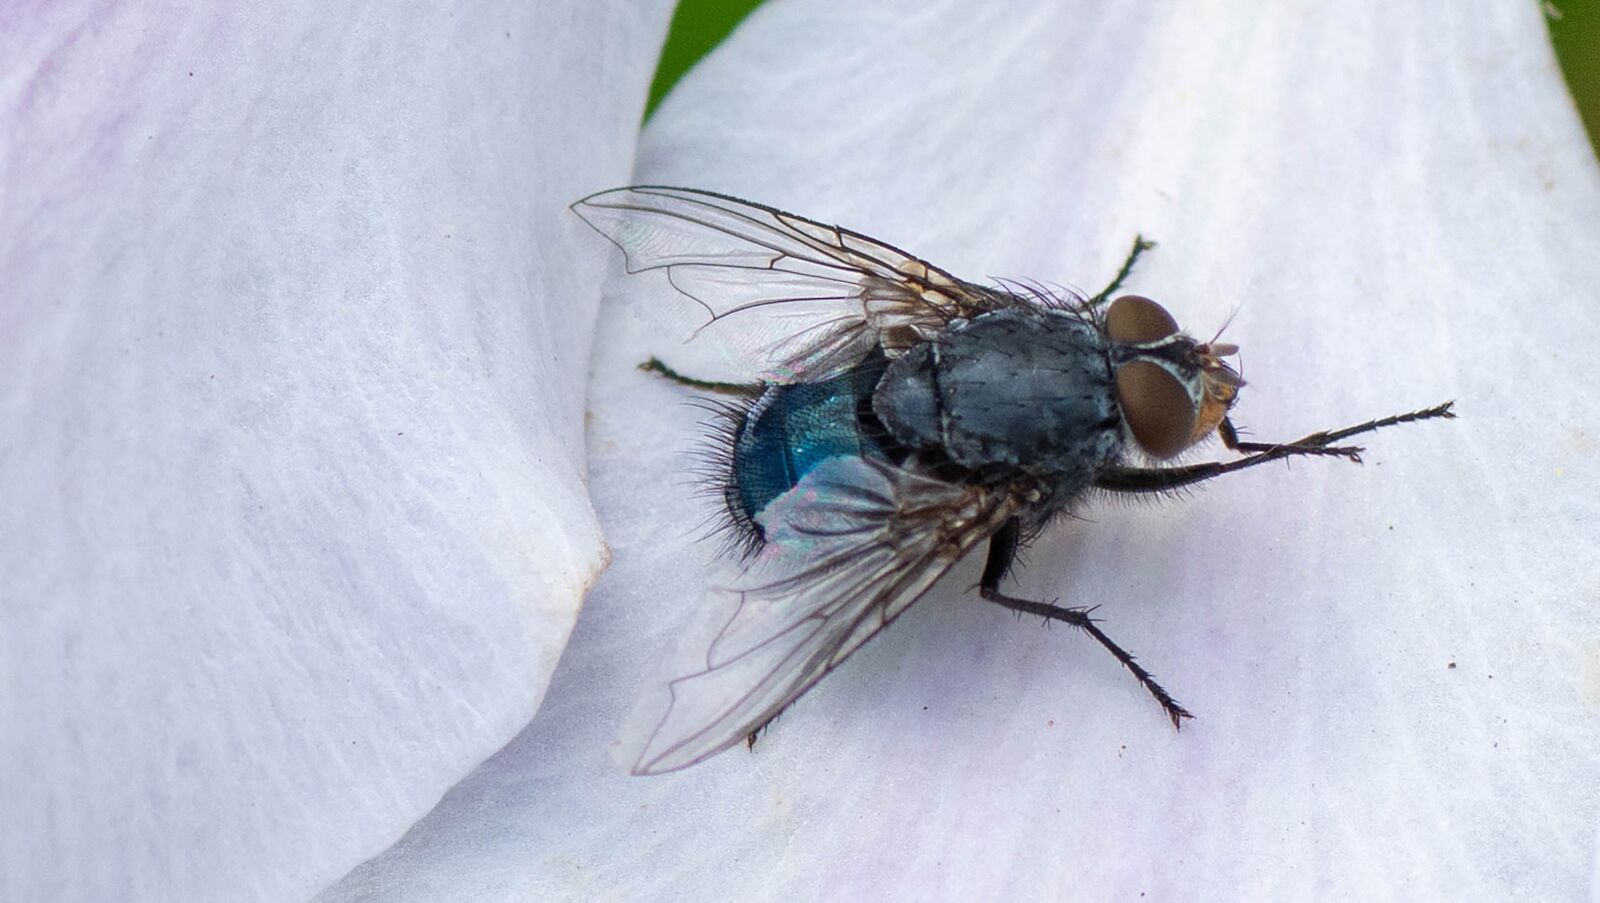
xmin=0 ymin=2 xmax=669 ymax=899
xmin=331 ymin=0 xmax=1600 ymax=898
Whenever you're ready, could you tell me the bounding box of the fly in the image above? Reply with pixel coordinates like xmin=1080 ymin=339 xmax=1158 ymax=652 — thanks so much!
xmin=572 ymin=185 xmax=1454 ymax=775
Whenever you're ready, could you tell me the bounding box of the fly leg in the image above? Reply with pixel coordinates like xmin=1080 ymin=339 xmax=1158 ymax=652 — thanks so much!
xmin=641 ymin=354 xmax=764 ymax=745
xmin=745 ymin=719 xmax=774 ymax=751
xmin=978 ymin=518 xmax=1193 ymax=729
xmin=639 ymin=357 xmax=758 ymax=396
xmin=1086 ymin=235 xmax=1157 ymax=309
xmin=1095 ymin=402 xmax=1455 ymax=493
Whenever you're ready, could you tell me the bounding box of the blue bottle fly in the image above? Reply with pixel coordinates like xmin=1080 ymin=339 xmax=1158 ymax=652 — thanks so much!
xmin=574 ymin=186 xmax=1453 ymax=774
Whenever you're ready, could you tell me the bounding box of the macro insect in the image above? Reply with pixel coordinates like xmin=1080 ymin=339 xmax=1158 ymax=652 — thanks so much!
xmin=573 ymin=185 xmax=1453 ymax=775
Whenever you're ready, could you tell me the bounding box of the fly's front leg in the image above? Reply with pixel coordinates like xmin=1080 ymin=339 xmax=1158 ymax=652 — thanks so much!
xmin=1097 ymin=401 xmax=1456 ymax=494
xmin=1218 ymin=418 xmax=1357 ymax=460
xmin=1086 ymin=235 xmax=1157 ymax=309
xmin=978 ymin=518 xmax=1193 ymax=729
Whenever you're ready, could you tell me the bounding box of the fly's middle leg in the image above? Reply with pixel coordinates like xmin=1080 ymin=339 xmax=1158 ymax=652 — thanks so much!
xmin=1086 ymin=234 xmax=1157 ymax=309
xmin=978 ymin=518 xmax=1193 ymax=729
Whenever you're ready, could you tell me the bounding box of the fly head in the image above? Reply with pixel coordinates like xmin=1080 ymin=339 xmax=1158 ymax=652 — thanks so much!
xmin=1104 ymin=294 xmax=1243 ymax=459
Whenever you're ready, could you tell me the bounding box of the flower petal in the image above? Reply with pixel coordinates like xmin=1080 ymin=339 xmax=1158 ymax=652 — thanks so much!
xmin=331 ymin=0 xmax=1600 ymax=898
xmin=1 ymin=2 xmax=669 ymax=899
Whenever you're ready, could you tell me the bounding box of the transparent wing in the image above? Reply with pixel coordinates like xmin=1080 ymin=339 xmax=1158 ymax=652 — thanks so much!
xmin=632 ymin=456 xmax=1022 ymax=774
xmin=572 ymin=185 xmax=1017 ymax=382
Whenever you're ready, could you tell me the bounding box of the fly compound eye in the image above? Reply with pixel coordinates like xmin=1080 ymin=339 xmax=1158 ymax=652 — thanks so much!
xmin=1105 ymin=295 xmax=1179 ymax=345
xmin=1116 ymin=360 xmax=1198 ymax=458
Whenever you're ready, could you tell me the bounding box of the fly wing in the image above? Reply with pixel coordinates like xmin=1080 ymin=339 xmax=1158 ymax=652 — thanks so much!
xmin=631 ymin=456 xmax=1023 ymax=774
xmin=572 ymin=186 xmax=1018 ymax=382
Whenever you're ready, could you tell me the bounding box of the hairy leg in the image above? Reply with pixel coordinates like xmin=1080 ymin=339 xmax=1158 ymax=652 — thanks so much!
xmin=979 ymin=518 xmax=1192 ymax=729
xmin=1097 ymin=402 xmax=1455 ymax=494
xmin=1086 ymin=235 xmax=1157 ymax=308
xmin=639 ymin=357 xmax=759 ymax=395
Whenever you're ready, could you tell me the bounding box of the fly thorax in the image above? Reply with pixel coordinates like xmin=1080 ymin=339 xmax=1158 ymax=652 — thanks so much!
xmin=871 ymin=307 xmax=1124 ymax=477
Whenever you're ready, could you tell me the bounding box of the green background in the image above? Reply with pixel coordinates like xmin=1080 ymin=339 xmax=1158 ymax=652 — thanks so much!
xmin=644 ymin=0 xmax=1600 ymax=157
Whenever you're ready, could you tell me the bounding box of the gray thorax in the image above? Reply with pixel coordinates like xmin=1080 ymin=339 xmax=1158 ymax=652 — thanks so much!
xmin=871 ymin=307 xmax=1126 ymax=479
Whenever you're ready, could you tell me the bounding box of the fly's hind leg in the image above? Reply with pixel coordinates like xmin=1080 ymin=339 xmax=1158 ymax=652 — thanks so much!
xmin=979 ymin=518 xmax=1193 ymax=729
xmin=746 ymin=718 xmax=775 ymax=751
xmin=644 ymin=353 xmax=765 ymax=748
xmin=640 ymin=357 xmax=758 ymax=396
xmin=1086 ymin=234 xmax=1157 ymax=309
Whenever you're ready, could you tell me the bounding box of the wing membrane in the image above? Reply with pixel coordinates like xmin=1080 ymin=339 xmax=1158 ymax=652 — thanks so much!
xmin=631 ymin=456 xmax=1022 ymax=774
xmin=573 ymin=186 xmax=1016 ymax=381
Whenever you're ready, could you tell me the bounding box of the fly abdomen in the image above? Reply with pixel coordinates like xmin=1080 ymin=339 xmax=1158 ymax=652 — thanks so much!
xmin=728 ymin=359 xmax=894 ymax=541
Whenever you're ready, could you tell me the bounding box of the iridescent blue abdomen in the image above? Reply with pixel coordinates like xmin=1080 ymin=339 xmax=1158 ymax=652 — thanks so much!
xmin=730 ymin=360 xmax=892 ymax=537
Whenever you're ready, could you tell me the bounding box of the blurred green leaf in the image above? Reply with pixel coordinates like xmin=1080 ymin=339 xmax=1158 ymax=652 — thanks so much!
xmin=1549 ymin=0 xmax=1600 ymax=155
xmin=645 ymin=0 xmax=768 ymax=121
xmin=645 ymin=0 xmax=1598 ymax=156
